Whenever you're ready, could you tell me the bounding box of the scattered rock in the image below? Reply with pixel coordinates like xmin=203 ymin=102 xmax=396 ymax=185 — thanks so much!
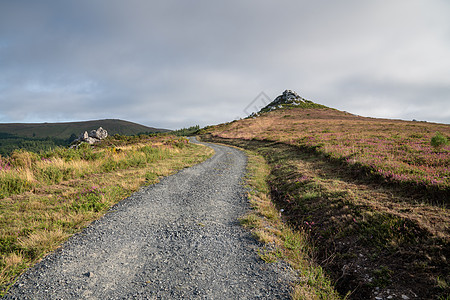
xmin=402 ymin=295 xmax=410 ymax=300
xmin=80 ymin=131 xmax=89 ymax=140
xmin=250 ymin=89 xmax=315 ymax=117
xmin=263 ymin=90 xmax=306 ymax=111
xmin=89 ymin=127 xmax=108 ymax=140
xmin=71 ymin=127 xmax=108 ymax=148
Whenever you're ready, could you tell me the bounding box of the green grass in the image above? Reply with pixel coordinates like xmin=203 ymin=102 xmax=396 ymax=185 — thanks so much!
xmin=0 ymin=135 xmax=213 ymax=296
xmin=230 ymin=142 xmax=341 ymax=299
xmin=0 ymin=173 xmax=33 ymax=198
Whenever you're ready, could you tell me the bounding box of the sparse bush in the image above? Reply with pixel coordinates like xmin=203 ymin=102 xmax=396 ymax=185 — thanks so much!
xmin=0 ymin=173 xmax=32 ymax=198
xmin=71 ymin=187 xmax=106 ymax=212
xmin=9 ymin=150 xmax=39 ymax=169
xmin=239 ymin=214 xmax=261 ymax=229
xmin=62 ymin=167 xmax=75 ymax=180
xmin=38 ymin=165 xmax=64 ymax=184
xmin=101 ymin=158 xmax=119 ymax=172
xmin=372 ymin=266 xmax=393 ymax=287
xmin=164 ymin=137 xmax=189 ymax=149
xmin=431 ymin=131 xmax=449 ymax=150
xmin=145 ymin=171 xmax=158 ymax=182
xmin=51 ymin=147 xmax=80 ymax=161
xmin=171 ymin=125 xmax=200 ymax=136
xmin=77 ymin=143 xmax=102 ymax=161
xmin=125 ymin=152 xmax=147 ymax=167
xmin=140 ymin=146 xmax=165 ymax=163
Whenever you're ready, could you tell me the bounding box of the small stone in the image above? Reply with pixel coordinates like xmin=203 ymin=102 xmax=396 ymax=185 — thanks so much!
xmin=375 ymin=297 xmax=382 ymax=300
xmin=387 ymin=296 xmax=393 ymax=299
xmin=83 ymin=271 xmax=94 ymax=278
xmin=401 ymin=295 xmax=409 ymax=300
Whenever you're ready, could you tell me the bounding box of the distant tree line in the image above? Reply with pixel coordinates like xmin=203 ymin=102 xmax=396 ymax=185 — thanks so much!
xmin=0 ymin=132 xmax=76 ymax=157
xmin=0 ymin=126 xmax=201 ymax=157
xmin=170 ymin=125 xmax=200 ymax=136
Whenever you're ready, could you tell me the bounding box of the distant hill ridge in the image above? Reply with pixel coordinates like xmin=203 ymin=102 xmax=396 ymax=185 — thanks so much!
xmin=0 ymin=119 xmax=169 ymax=139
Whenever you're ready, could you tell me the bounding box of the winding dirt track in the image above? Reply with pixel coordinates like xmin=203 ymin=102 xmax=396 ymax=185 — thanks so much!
xmin=5 ymin=138 xmax=294 ymax=299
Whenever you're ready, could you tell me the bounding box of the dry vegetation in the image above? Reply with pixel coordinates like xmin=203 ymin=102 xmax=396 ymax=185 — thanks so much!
xmin=201 ymin=107 xmax=449 ymax=299
xmin=209 ymin=108 xmax=449 ymax=199
xmin=0 ymin=135 xmax=213 ymax=295
xmin=238 ymin=147 xmax=341 ymax=300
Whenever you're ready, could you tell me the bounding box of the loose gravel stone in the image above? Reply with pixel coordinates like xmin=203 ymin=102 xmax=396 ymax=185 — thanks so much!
xmin=5 ymin=138 xmax=295 ymax=299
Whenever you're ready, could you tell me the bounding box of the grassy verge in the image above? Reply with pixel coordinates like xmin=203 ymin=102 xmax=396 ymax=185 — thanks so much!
xmin=201 ymin=135 xmax=449 ymax=300
xmin=211 ymin=139 xmax=341 ymax=299
xmin=0 ymin=135 xmax=214 ymax=295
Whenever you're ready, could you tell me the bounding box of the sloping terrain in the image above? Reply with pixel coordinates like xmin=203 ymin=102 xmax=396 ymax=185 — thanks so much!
xmin=4 ymin=139 xmax=294 ymax=299
xmin=0 ymin=119 xmax=169 ymax=139
xmin=207 ymin=102 xmax=449 ymax=199
xmin=200 ymin=91 xmax=449 ymax=299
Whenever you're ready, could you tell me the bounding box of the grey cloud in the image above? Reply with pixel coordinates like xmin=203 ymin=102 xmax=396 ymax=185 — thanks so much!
xmin=0 ymin=0 xmax=449 ymax=128
xmin=325 ymin=77 xmax=450 ymax=123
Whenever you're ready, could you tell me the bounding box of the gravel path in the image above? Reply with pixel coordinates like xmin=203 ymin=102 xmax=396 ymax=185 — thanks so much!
xmin=5 ymin=138 xmax=294 ymax=299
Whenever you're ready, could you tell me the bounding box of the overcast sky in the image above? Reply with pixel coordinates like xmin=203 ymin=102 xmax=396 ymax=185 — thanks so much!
xmin=1 ymin=1 xmax=449 ymax=129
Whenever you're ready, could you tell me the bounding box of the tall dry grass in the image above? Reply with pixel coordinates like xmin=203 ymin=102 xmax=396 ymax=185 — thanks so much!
xmin=0 ymin=135 xmax=213 ymax=295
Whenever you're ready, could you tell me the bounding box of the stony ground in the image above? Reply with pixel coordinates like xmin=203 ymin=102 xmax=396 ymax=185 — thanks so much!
xmin=5 ymin=138 xmax=295 ymax=299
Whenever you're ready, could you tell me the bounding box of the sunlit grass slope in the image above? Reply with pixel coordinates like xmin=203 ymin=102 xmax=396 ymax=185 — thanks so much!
xmin=205 ymin=107 xmax=449 ymax=199
xmin=0 ymin=134 xmax=213 ymax=295
xmin=200 ymin=105 xmax=449 ymax=299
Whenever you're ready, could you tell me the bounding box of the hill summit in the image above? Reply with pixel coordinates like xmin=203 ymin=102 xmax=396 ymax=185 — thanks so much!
xmin=268 ymin=89 xmax=306 ymax=107
xmin=256 ymin=90 xmax=328 ymax=115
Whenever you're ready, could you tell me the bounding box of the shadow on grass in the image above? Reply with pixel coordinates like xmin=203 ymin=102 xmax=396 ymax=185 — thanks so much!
xmin=201 ymin=135 xmax=449 ymax=300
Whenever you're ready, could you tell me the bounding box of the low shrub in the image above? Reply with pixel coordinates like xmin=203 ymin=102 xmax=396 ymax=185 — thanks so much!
xmin=125 ymin=152 xmax=147 ymax=167
xmin=9 ymin=150 xmax=39 ymax=169
xmin=140 ymin=146 xmax=167 ymax=163
xmin=37 ymin=165 xmax=64 ymax=184
xmin=145 ymin=171 xmax=158 ymax=182
xmin=0 ymin=173 xmax=32 ymax=198
xmin=101 ymin=158 xmax=119 ymax=172
xmin=71 ymin=187 xmax=107 ymax=212
xmin=431 ymin=131 xmax=449 ymax=150
xmin=77 ymin=143 xmax=102 ymax=161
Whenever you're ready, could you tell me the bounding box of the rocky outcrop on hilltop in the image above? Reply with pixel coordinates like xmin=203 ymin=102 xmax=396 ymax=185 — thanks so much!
xmin=248 ymin=90 xmax=326 ymax=118
xmin=270 ymin=90 xmax=306 ymax=107
xmin=71 ymin=127 xmax=108 ymax=147
xmin=259 ymin=89 xmax=309 ymax=113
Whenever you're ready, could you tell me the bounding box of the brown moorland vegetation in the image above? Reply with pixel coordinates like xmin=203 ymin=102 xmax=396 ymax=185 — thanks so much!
xmin=200 ymin=106 xmax=449 ymax=299
xmin=208 ymin=108 xmax=449 ymax=199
